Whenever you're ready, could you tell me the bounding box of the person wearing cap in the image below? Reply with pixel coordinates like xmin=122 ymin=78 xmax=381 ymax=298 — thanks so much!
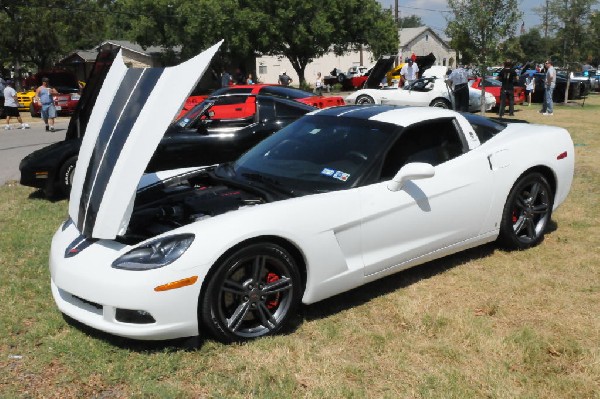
xmin=3 ymin=80 xmax=29 ymax=130
xmin=35 ymin=77 xmax=59 ymax=131
xmin=278 ymin=70 xmax=292 ymax=86
xmin=400 ymin=58 xmax=419 ymax=87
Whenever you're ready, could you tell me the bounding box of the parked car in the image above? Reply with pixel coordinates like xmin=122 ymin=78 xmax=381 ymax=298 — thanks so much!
xmin=558 ymin=71 xmax=591 ymax=98
xmin=346 ymin=66 xmax=496 ymax=112
xmin=323 ymin=65 xmax=373 ymax=91
xmin=469 ymin=76 xmax=525 ymax=108
xmin=20 ymin=90 xmax=317 ymax=198
xmin=49 ymin=45 xmax=574 ymax=344
xmin=177 ymin=84 xmax=344 ymax=119
xmin=518 ymin=72 xmax=585 ymax=103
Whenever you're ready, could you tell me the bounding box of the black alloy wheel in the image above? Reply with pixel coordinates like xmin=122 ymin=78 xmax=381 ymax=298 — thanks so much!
xmin=201 ymin=242 xmax=302 ymax=343
xmin=499 ymin=172 xmax=554 ymax=249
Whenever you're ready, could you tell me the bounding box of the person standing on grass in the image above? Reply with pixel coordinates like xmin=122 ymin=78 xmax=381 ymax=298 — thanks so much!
xmin=497 ymin=59 xmax=518 ymax=118
xmin=36 ymin=77 xmax=58 ymax=131
xmin=315 ymin=72 xmax=323 ymax=95
xmin=3 ymin=80 xmax=29 ymax=130
xmin=525 ymin=72 xmax=535 ymax=105
xmin=540 ymin=60 xmax=556 ymax=116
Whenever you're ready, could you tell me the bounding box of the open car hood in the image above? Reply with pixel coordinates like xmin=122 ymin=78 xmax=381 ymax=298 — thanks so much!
xmin=363 ymin=55 xmax=396 ymax=89
xmin=68 ymin=41 xmax=223 ymax=240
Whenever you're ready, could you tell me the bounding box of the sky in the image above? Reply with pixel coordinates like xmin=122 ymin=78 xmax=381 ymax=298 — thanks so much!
xmin=377 ymin=0 xmax=543 ymax=37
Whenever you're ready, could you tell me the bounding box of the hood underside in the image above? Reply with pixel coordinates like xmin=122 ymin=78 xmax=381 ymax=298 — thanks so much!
xmin=68 ymin=41 xmax=223 ymax=240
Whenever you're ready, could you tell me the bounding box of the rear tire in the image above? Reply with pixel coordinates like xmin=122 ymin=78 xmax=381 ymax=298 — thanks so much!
xmin=356 ymin=95 xmax=375 ymax=105
xmin=430 ymin=98 xmax=451 ymax=108
xmin=498 ymin=172 xmax=553 ymax=250
xmin=201 ymin=242 xmax=302 ymax=343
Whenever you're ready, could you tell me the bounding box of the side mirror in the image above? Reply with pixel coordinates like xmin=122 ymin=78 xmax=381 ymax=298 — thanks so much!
xmin=387 ymin=162 xmax=435 ymax=192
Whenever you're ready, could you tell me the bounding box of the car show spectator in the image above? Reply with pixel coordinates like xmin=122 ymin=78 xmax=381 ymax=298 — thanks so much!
xmin=315 ymin=72 xmax=323 ymax=95
xmin=540 ymin=60 xmax=556 ymax=116
xmin=35 ymin=77 xmax=59 ymax=132
xmin=0 ymin=76 xmax=5 ymax=117
xmin=400 ymin=59 xmax=419 ymax=87
xmin=246 ymin=73 xmax=255 ymax=84
xmin=220 ymin=69 xmax=232 ymax=87
xmin=278 ymin=71 xmax=292 ymax=86
xmin=525 ymin=72 xmax=535 ymax=105
xmin=234 ymin=68 xmax=245 ymax=85
xmin=3 ymin=80 xmax=29 ymax=130
xmin=497 ymin=59 xmax=518 ymax=118
xmin=446 ymin=64 xmax=469 ymax=112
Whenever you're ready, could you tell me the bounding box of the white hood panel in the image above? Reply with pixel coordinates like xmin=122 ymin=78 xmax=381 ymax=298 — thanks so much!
xmin=68 ymin=41 xmax=223 ymax=239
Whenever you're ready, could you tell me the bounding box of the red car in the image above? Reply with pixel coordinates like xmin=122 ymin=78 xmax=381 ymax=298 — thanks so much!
xmin=469 ymin=77 xmax=525 ymax=108
xmin=178 ymin=84 xmax=345 ymax=119
xmin=28 ymin=70 xmax=81 ymax=117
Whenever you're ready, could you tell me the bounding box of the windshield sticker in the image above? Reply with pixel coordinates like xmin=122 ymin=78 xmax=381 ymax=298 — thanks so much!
xmin=333 ymin=171 xmax=350 ymax=181
xmin=321 ymin=168 xmax=350 ymax=181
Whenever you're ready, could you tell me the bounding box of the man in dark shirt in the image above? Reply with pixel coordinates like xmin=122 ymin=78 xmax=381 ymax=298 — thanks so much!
xmin=498 ymin=60 xmax=518 ymax=118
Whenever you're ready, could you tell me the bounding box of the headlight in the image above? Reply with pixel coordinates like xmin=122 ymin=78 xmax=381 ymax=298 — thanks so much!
xmin=71 ymin=94 xmax=81 ymax=101
xmin=112 ymin=234 xmax=195 ymax=271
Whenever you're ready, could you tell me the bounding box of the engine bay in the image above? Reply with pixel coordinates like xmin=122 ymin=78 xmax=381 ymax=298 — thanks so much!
xmin=120 ymin=170 xmax=266 ymax=243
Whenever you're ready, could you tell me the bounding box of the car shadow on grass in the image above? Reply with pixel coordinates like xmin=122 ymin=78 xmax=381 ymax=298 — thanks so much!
xmin=302 ymin=242 xmax=497 ymax=323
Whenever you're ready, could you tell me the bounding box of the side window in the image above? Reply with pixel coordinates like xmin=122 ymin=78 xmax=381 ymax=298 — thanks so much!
xmin=380 ymin=118 xmax=464 ymax=180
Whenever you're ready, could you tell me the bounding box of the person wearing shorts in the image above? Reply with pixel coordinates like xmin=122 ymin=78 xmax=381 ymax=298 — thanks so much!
xmin=36 ymin=77 xmax=58 ymax=131
xmin=3 ymin=80 xmax=29 ymax=130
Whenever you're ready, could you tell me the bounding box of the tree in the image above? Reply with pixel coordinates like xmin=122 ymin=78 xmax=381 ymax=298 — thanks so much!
xmin=398 ymin=15 xmax=424 ymax=29
xmin=519 ymin=28 xmax=554 ymax=65
xmin=247 ymin=0 xmax=398 ymax=84
xmin=0 ymin=0 xmax=113 ymax=85
xmin=445 ymin=0 xmax=521 ymax=113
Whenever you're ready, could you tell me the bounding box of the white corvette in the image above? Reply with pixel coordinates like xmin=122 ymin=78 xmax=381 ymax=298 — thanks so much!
xmin=49 ymin=44 xmax=574 ymax=343
xmin=345 ymin=66 xmax=497 ymax=112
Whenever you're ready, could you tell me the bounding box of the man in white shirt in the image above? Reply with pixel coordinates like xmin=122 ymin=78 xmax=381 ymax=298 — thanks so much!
xmin=400 ymin=59 xmax=419 ymax=87
xmin=3 ymin=80 xmax=29 ymax=130
xmin=446 ymin=65 xmax=469 ymax=112
xmin=540 ymin=60 xmax=556 ymax=116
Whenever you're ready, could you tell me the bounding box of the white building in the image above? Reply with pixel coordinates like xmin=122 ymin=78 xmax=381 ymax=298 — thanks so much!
xmin=255 ymin=48 xmax=376 ymax=86
xmin=254 ymin=26 xmax=456 ymax=87
xmin=398 ymin=27 xmax=456 ymax=68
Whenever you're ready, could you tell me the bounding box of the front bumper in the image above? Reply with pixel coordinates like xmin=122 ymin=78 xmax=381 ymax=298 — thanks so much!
xmin=49 ymin=223 xmax=204 ymax=340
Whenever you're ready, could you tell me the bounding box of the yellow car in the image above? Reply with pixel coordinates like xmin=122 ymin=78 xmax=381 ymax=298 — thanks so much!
xmin=17 ymin=88 xmax=36 ymax=111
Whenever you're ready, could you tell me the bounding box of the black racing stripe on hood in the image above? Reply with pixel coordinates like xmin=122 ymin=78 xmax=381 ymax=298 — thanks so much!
xmin=317 ymin=105 xmax=401 ymax=120
xmin=78 ymin=67 xmax=165 ymax=237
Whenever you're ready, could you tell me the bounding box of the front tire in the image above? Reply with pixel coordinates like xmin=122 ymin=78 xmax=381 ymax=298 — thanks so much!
xmin=498 ymin=172 xmax=554 ymax=249
xmin=57 ymin=156 xmax=77 ymax=197
xmin=356 ymin=95 xmax=375 ymax=105
xmin=201 ymin=242 xmax=302 ymax=343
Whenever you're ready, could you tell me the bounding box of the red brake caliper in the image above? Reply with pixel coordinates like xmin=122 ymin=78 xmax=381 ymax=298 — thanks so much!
xmin=265 ymin=272 xmax=280 ymax=309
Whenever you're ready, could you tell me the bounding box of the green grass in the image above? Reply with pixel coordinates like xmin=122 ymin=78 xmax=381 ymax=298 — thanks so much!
xmin=1 ymin=96 xmax=599 ymax=398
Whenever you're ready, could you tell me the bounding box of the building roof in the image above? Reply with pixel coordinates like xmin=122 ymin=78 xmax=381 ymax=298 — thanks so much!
xmin=399 ymin=27 xmax=451 ymax=50
xmin=95 ymin=40 xmax=181 ymax=56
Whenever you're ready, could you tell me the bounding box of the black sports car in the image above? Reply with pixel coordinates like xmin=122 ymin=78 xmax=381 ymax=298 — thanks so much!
xmin=19 ymin=93 xmax=316 ymax=198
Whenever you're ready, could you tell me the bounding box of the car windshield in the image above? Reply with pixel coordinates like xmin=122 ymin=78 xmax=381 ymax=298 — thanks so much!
xmin=259 ymin=85 xmax=315 ymax=99
xmin=229 ymin=114 xmax=397 ymax=193
xmin=483 ymin=78 xmax=502 ymax=87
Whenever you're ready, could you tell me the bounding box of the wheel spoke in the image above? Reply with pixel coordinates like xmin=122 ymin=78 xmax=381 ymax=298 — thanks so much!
xmin=262 ymin=276 xmax=292 ymax=295
xmin=529 ymin=182 xmax=541 ymax=201
xmin=222 ymin=279 xmax=246 ymax=296
xmin=257 ymin=302 xmax=277 ymax=330
xmin=251 ymin=256 xmax=266 ymax=283
xmin=532 ymin=203 xmax=549 ymax=215
xmin=524 ymin=217 xmax=537 ymax=239
xmin=227 ymin=301 xmax=251 ymax=332
xmin=513 ymin=215 xmax=526 ymax=235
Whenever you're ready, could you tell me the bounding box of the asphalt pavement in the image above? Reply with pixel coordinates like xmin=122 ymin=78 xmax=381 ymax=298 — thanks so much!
xmin=0 ymin=117 xmax=68 ymax=187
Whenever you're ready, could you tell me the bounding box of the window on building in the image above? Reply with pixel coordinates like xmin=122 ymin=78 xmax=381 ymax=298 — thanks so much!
xmin=259 ymin=65 xmax=267 ymax=75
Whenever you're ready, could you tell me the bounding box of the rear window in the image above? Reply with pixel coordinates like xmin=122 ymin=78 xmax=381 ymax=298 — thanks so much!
xmin=260 ymin=86 xmax=313 ymax=99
